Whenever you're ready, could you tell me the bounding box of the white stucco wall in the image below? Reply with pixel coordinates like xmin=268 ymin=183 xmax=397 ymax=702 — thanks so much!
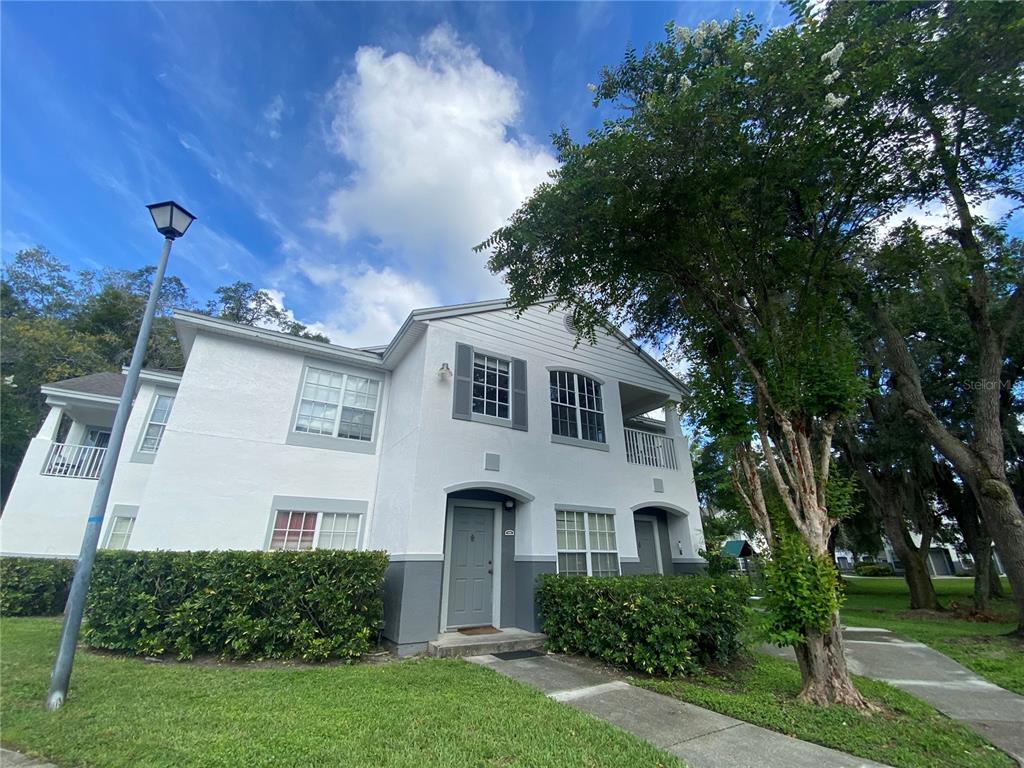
xmin=0 ymin=381 xmax=164 ymax=557
xmin=129 ymin=333 xmax=385 ymax=551
xmin=371 ymin=305 xmax=705 ymax=565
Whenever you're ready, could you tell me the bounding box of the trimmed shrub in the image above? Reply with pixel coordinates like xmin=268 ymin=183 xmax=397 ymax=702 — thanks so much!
xmin=853 ymin=562 xmax=895 ymax=577
xmin=535 ymin=574 xmax=750 ymax=676
xmin=0 ymin=557 xmax=75 ymax=616
xmin=84 ymin=550 xmax=388 ymax=662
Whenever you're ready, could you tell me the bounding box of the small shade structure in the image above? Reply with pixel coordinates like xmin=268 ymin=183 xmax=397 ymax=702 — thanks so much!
xmin=723 ymin=539 xmax=755 ymax=558
xmin=146 ymin=201 xmax=196 ymax=239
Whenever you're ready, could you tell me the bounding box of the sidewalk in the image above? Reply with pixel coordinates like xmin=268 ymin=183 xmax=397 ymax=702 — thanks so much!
xmin=763 ymin=627 xmax=1024 ymax=766
xmin=468 ymin=652 xmax=888 ymax=768
xmin=0 ymin=748 xmax=58 ymax=767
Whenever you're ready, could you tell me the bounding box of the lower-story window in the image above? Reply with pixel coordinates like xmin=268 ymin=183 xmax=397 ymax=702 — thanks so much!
xmin=556 ymin=510 xmax=619 ymax=577
xmin=269 ymin=510 xmax=362 ymax=551
xmin=105 ymin=516 xmax=136 ymax=550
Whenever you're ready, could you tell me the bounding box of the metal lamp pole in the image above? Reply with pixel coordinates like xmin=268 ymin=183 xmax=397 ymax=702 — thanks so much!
xmin=47 ymin=201 xmax=195 ymax=711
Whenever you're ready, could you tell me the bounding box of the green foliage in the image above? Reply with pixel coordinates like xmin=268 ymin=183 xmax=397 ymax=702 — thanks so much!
xmin=83 ymin=550 xmax=388 ymax=662
xmin=698 ymin=537 xmax=738 ymax=577
xmin=0 ymin=557 xmax=75 ymax=616
xmin=208 ymin=281 xmax=329 ymax=341
xmin=853 ymin=563 xmax=896 ymax=577
xmin=535 ymin=574 xmax=749 ymax=676
xmin=761 ymin=536 xmax=841 ymax=647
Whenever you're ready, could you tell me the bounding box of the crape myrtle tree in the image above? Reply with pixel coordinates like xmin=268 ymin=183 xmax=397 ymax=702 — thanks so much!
xmin=830 ymin=2 xmax=1024 ymax=633
xmin=478 ymin=12 xmax=904 ymax=707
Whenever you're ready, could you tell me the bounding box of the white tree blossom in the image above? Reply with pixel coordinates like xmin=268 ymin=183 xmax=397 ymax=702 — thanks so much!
xmin=587 ymin=83 xmax=598 ymax=93
xmin=744 ymin=61 xmax=754 ymax=73
xmin=680 ymin=74 xmax=692 ymax=91
xmin=821 ymin=42 xmax=845 ymax=68
xmin=674 ymin=26 xmax=691 ymax=44
xmin=824 ymin=92 xmax=848 ymax=112
xmin=824 ymin=70 xmax=840 ymax=85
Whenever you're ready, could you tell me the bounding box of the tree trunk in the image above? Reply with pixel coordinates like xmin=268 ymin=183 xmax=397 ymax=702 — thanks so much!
xmin=975 ymin=476 xmax=1024 ymax=634
xmin=974 ymin=540 xmax=993 ymax=612
xmin=988 ymin=552 xmax=1004 ymax=598
xmin=792 ymin=612 xmax=870 ymax=707
xmin=879 ymin=500 xmax=940 ymax=611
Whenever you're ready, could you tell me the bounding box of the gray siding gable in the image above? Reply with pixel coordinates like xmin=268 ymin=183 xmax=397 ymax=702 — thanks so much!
xmin=432 ymin=305 xmax=681 ymax=398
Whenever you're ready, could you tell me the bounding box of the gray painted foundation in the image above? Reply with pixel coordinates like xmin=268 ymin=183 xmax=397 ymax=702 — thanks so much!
xmin=512 ymin=559 xmax=556 ymax=630
xmin=382 ymin=560 xmax=443 ymax=654
xmin=672 ymin=560 xmax=707 ymax=575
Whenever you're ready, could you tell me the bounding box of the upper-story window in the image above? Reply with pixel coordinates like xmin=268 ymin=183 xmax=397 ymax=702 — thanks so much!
xmin=295 ymin=366 xmax=380 ymax=442
xmin=472 ymin=353 xmax=510 ymax=419
xmin=452 ymin=343 xmax=528 ymax=431
xmin=550 ymin=371 xmax=606 ymax=444
xmin=140 ymin=394 xmax=174 ymax=453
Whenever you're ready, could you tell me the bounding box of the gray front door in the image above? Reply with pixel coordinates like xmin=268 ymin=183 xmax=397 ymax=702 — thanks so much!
xmin=446 ymin=506 xmax=494 ymax=628
xmin=634 ymin=518 xmax=661 ymax=574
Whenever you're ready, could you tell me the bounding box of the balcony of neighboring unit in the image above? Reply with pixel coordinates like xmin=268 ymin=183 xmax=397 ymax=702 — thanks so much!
xmin=618 ymin=381 xmax=682 ymax=471
xmin=40 ymin=441 xmax=107 ymax=480
xmin=623 ymin=427 xmax=678 ymax=469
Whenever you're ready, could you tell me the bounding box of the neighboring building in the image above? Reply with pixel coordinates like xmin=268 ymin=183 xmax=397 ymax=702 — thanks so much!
xmin=834 ymin=538 xmax=976 ymax=577
xmin=0 ymin=300 xmax=706 ymax=654
xmin=722 ymin=539 xmax=756 ymax=574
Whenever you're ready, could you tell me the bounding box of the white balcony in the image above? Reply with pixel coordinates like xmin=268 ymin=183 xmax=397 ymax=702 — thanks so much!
xmin=40 ymin=442 xmax=107 ymax=479
xmin=624 ymin=428 xmax=678 ymax=470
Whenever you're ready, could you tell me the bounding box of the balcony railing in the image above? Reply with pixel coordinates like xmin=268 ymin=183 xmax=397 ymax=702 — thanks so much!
xmin=624 ymin=428 xmax=678 ymax=470
xmin=40 ymin=442 xmax=107 ymax=479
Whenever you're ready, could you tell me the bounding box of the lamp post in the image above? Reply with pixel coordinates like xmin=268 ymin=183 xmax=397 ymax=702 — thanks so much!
xmin=47 ymin=201 xmax=195 ymax=711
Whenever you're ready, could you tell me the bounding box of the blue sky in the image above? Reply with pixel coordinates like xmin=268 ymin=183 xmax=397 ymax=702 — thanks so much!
xmin=3 ymin=1 xmax=797 ymax=346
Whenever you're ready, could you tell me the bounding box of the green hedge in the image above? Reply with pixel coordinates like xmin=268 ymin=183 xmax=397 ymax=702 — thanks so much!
xmin=84 ymin=550 xmax=388 ymax=662
xmin=853 ymin=563 xmax=895 ymax=577
xmin=535 ymin=574 xmax=750 ymax=676
xmin=0 ymin=557 xmax=75 ymax=616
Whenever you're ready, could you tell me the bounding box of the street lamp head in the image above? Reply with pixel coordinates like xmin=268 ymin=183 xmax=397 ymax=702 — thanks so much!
xmin=146 ymin=201 xmax=196 ymax=239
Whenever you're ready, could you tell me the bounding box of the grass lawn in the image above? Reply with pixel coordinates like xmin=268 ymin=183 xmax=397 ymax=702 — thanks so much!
xmin=0 ymin=618 xmax=679 ymax=768
xmin=636 ymin=652 xmax=1013 ymax=768
xmin=840 ymin=576 xmax=1023 ymax=695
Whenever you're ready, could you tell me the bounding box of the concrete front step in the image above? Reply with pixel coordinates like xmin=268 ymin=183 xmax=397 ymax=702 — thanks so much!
xmin=427 ymin=628 xmax=547 ymax=658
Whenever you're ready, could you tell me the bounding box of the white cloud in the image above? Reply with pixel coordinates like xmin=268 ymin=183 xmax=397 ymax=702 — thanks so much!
xmin=262 ymin=94 xmax=286 ymax=139
xmin=273 ymin=262 xmax=439 ymax=348
xmin=315 ymin=24 xmax=557 ymax=297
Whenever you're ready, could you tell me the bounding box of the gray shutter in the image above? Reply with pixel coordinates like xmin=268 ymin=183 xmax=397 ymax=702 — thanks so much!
xmin=452 ymin=343 xmax=474 ymax=420
xmin=511 ymin=358 xmax=528 ymax=431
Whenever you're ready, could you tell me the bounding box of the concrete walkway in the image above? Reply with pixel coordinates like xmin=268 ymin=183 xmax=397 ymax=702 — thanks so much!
xmin=468 ymin=652 xmax=888 ymax=768
xmin=762 ymin=627 xmax=1024 ymax=766
xmin=0 ymin=748 xmax=58 ymax=767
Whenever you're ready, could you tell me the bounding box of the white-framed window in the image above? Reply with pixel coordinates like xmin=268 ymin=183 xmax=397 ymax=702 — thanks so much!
xmin=550 ymin=371 xmax=605 ymax=443
xmin=294 ymin=366 xmax=380 ymax=442
xmin=269 ymin=510 xmax=362 ymax=551
xmin=140 ymin=394 xmax=174 ymax=453
xmin=105 ymin=516 xmax=135 ymax=550
xmin=556 ymin=510 xmax=619 ymax=577
xmin=472 ymin=353 xmax=511 ymax=419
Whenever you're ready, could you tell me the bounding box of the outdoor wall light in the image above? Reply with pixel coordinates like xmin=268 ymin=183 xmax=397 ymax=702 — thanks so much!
xmin=146 ymin=200 xmax=197 ymax=240
xmin=438 ymin=362 xmax=452 ymax=381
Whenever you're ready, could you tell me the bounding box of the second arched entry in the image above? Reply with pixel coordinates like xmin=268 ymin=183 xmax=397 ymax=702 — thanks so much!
xmin=623 ymin=506 xmax=674 ymax=575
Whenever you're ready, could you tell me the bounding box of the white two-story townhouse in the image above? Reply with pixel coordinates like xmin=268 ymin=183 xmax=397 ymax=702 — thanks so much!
xmin=1 ymin=299 xmax=706 ymax=654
